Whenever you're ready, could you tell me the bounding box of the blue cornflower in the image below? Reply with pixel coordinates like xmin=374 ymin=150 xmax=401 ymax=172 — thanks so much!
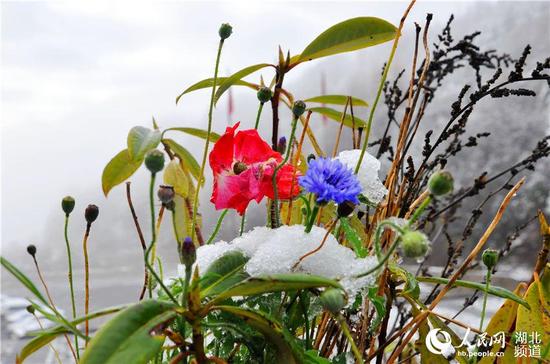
xmin=299 ymin=157 xmax=362 ymax=204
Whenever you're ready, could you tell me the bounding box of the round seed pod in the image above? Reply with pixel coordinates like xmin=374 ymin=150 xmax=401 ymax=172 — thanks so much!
xmin=482 ymin=249 xmax=499 ymax=269
xmin=144 ymin=150 xmax=165 ymax=174
xmin=400 ymin=231 xmax=429 ymax=258
xmin=292 ymin=100 xmax=307 ymax=118
xmin=257 ymin=87 xmax=273 ymax=103
xmin=319 ymin=288 xmax=346 ymax=314
xmin=218 ymin=23 xmax=233 ymax=40
xmin=26 ymin=244 xmax=37 ymax=257
xmin=61 ymin=196 xmax=75 ymax=216
xmin=85 ymin=204 xmax=99 ymax=224
xmin=428 ymin=170 xmax=454 ymax=196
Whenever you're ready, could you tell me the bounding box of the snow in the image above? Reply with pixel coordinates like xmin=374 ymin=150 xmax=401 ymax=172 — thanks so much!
xmin=190 ymin=225 xmax=379 ymax=298
xmin=336 ymin=149 xmax=388 ymax=204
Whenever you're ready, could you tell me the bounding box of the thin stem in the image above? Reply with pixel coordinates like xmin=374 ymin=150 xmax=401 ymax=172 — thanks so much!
xmin=356 ymin=225 xmax=404 ymax=279
xmin=63 ymin=214 xmax=79 ymax=359
xmin=254 ymin=102 xmax=265 ymax=130
xmin=126 ymin=182 xmax=148 ymax=301
xmin=479 ymin=269 xmax=491 ymax=332
xmin=32 ymin=312 xmax=62 ymax=364
xmin=305 ymin=205 xmax=320 ymax=233
xmin=407 ymin=195 xmax=432 ymax=226
xmin=373 ymin=221 xmax=406 ymax=260
xmin=294 ymin=219 xmax=337 ymax=270
xmin=337 ymin=315 xmax=363 ymax=363
xmin=206 ymin=209 xmax=229 ymax=244
xmin=355 ymin=0 xmax=417 ymax=174
xmin=239 ymin=213 xmax=246 ymax=236
xmin=271 ymin=116 xmax=299 ymax=228
xmin=83 ymin=222 xmax=91 ymax=347
xmin=191 ymin=39 xmax=225 ymax=244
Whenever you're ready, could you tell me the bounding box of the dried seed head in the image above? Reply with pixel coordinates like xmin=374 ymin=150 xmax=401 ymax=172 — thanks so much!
xmin=61 ymin=196 xmax=75 ymax=216
xmin=85 ymin=204 xmax=99 ymax=224
xmin=158 ymin=185 xmax=175 ymax=204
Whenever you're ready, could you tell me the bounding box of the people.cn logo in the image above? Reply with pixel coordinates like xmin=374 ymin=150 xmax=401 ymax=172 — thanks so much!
xmin=426 ymin=328 xmax=456 ymax=359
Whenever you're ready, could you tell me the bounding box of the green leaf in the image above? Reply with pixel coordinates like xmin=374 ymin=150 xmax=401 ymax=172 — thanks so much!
xmin=417 ymin=276 xmax=530 ymax=309
xmin=101 ymin=149 xmax=142 ymax=196
xmin=127 ymin=126 xmax=161 ymax=160
xmin=214 ymin=63 xmax=273 ymax=104
xmin=200 ymin=251 xmax=250 ymax=298
xmin=81 ymin=300 xmax=176 ymax=364
xmin=211 ymin=274 xmax=343 ymax=304
xmin=164 ymin=127 xmax=221 ymax=142
xmin=163 ymin=139 xmax=202 ymax=183
xmin=388 ymin=264 xmax=420 ymax=299
xmin=308 ymin=107 xmax=366 ymax=128
xmin=304 ymin=95 xmax=368 ymax=107
xmin=212 ymin=305 xmax=301 ymax=364
xmin=366 ymin=287 xmax=385 ymax=334
xmin=176 ymin=77 xmax=258 ymax=104
xmin=163 ymin=160 xmax=189 ymax=197
xmin=340 ymin=217 xmax=367 ymax=258
xmin=297 ymin=17 xmax=397 ymax=63
xmin=0 ymin=256 xmax=49 ymax=307
xmin=19 ymin=306 xmax=124 ymax=363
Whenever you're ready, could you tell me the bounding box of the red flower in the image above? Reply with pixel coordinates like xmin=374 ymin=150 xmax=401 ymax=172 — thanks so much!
xmin=209 ymin=123 xmax=300 ymax=215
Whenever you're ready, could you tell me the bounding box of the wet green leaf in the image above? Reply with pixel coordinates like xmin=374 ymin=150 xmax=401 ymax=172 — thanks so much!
xmin=176 ymin=77 xmax=258 ymax=104
xmin=304 ymin=95 xmax=368 ymax=107
xmin=163 ymin=139 xmax=202 ymax=183
xmin=214 ymin=63 xmax=273 ymax=104
xmin=308 ymin=107 xmax=366 ymax=128
xmin=200 ymin=251 xmax=250 ymax=298
xmin=101 ymin=149 xmax=142 ymax=196
xmin=127 ymin=126 xmax=161 ymax=160
xmin=164 ymin=127 xmax=221 ymax=142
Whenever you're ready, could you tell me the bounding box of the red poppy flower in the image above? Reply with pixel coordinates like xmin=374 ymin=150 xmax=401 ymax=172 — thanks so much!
xmin=209 ymin=123 xmax=300 ymax=215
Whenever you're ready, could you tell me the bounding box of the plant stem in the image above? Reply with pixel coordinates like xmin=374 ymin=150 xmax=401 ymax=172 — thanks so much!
xmin=407 ymin=195 xmax=432 ymax=226
xmin=271 ymin=116 xmax=299 ymax=228
xmin=83 ymin=222 xmax=91 ymax=347
xmin=206 ymin=209 xmax=228 ymax=244
xmin=126 ymin=182 xmax=148 ymax=301
xmin=354 ymin=0 xmax=417 ymax=174
xmin=63 ymin=214 xmax=79 ymax=358
xmin=254 ymin=102 xmax=265 ymax=130
xmin=479 ymin=269 xmax=491 ymax=332
xmin=337 ymin=315 xmax=363 ymax=363
xmin=356 ymin=225 xmax=404 ymax=279
xmin=239 ymin=213 xmax=246 ymax=236
xmin=305 ymin=205 xmax=320 ymax=233
xmin=191 ymin=39 xmax=225 ymax=244
xmin=372 ymin=221 xmax=406 ymax=260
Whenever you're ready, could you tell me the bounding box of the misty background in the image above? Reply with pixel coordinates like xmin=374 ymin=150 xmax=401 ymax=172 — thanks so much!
xmin=1 ymin=3 xmax=549 ymax=360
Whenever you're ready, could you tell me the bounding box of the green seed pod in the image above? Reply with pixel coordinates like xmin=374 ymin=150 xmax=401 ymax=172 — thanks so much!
xmin=61 ymin=196 xmax=75 ymax=216
xmin=180 ymin=237 xmax=196 ymax=268
xmin=257 ymin=87 xmax=273 ymax=103
xmin=337 ymin=201 xmax=356 ymax=217
xmin=85 ymin=204 xmax=99 ymax=224
xmin=319 ymin=288 xmax=346 ymax=314
xmin=26 ymin=305 xmax=35 ymax=314
xmin=26 ymin=244 xmax=37 ymax=257
xmin=400 ymin=231 xmax=429 ymax=258
xmin=158 ymin=185 xmax=175 ymax=204
xmin=144 ymin=149 xmax=165 ymax=174
xmin=218 ymin=23 xmax=233 ymax=40
xmin=292 ymin=100 xmax=307 ymax=118
xmin=428 ymin=170 xmax=454 ymax=196
xmin=482 ymin=249 xmax=499 ymax=269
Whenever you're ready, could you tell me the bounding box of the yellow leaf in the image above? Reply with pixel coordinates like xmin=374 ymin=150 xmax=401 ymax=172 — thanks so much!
xmin=163 ymin=160 xmax=189 ymax=197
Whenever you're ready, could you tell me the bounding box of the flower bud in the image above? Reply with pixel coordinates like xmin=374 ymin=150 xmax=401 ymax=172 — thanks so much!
xmin=26 ymin=305 xmax=35 ymax=314
xmin=61 ymin=196 xmax=75 ymax=216
xmin=180 ymin=237 xmax=196 ymax=268
xmin=85 ymin=204 xmax=99 ymax=224
xmin=482 ymin=249 xmax=499 ymax=269
xmin=277 ymin=136 xmax=287 ymax=154
xmin=257 ymin=87 xmax=272 ymax=103
xmin=428 ymin=170 xmax=454 ymax=196
xmin=218 ymin=23 xmax=233 ymax=40
xmin=158 ymin=185 xmax=175 ymax=204
xmin=26 ymin=244 xmax=36 ymax=257
xmin=292 ymin=100 xmax=307 ymax=118
xmin=233 ymin=161 xmax=248 ymax=175
xmin=319 ymin=288 xmax=346 ymax=314
xmin=400 ymin=231 xmax=429 ymax=258
xmin=337 ymin=201 xmax=356 ymax=217
xmin=144 ymin=149 xmax=165 ymax=174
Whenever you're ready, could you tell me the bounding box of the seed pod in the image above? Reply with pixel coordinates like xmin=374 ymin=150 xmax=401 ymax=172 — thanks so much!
xmin=482 ymin=249 xmax=499 ymax=269
xmin=337 ymin=201 xmax=356 ymax=217
xmin=26 ymin=244 xmax=37 ymax=257
xmin=180 ymin=237 xmax=196 ymax=268
xmin=256 ymin=87 xmax=273 ymax=103
xmin=319 ymin=288 xmax=346 ymax=314
xmin=218 ymin=23 xmax=233 ymax=40
xmin=158 ymin=185 xmax=175 ymax=204
xmin=26 ymin=305 xmax=35 ymax=314
xmin=400 ymin=231 xmax=429 ymax=258
xmin=85 ymin=204 xmax=99 ymax=224
xmin=144 ymin=150 xmax=165 ymax=174
xmin=61 ymin=196 xmax=75 ymax=216
xmin=292 ymin=100 xmax=307 ymax=118
xmin=233 ymin=161 xmax=248 ymax=175
xmin=428 ymin=170 xmax=454 ymax=196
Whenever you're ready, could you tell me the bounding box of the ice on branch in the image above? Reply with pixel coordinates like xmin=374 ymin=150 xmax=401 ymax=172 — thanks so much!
xmin=336 ymin=149 xmax=387 ymax=204
xmin=190 ymin=225 xmax=378 ymax=297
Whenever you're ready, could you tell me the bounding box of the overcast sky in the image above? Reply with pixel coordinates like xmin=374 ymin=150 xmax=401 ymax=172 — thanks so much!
xmin=1 ymin=1 xmax=477 ymax=258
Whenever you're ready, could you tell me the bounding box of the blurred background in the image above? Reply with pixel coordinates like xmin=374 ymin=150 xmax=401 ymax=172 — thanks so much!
xmin=1 ymin=1 xmax=549 ymax=362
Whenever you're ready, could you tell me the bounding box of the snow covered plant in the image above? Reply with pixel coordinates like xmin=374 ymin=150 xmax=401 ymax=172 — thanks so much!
xmin=3 ymin=6 xmax=550 ymax=364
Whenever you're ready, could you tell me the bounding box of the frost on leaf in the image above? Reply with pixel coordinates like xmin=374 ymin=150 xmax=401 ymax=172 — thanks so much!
xmin=336 ymin=149 xmax=387 ymax=204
